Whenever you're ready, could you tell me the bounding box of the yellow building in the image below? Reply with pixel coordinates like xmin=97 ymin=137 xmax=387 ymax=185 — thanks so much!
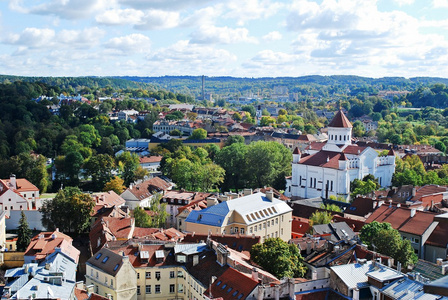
xmin=86 ymin=248 xmax=137 ymax=300
xmin=185 ymin=191 xmax=292 ymax=242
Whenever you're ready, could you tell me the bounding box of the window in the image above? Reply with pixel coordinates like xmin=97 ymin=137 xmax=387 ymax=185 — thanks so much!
xmin=95 ymin=253 xmax=102 ymax=259
xmin=216 ymin=281 xmax=222 ymax=286
xmin=137 ymin=273 xmax=140 ymax=279
xmin=271 ymin=220 xmax=274 ymax=226
xmin=222 ymin=284 xmax=227 ymax=290
xmin=113 ymin=264 xmax=119 ymax=272
xmin=146 ymin=272 xmax=151 ymax=279
xmin=276 ymin=218 xmax=278 ymax=224
xmin=227 ymin=287 xmax=233 ymax=293
xmin=96 ymin=272 xmax=98 ymax=279
xmin=250 ymin=227 xmax=253 ymax=234
xmin=146 ymin=285 xmax=151 ymax=294
xmin=155 ymin=285 xmax=161 ymax=293
xmin=170 ymin=284 xmax=175 ymax=293
xmin=240 ymin=228 xmax=245 ymax=234
xmin=102 ymin=256 xmax=109 ymax=263
xmin=90 ymin=269 xmax=93 ymax=276
xmin=232 ymin=291 xmax=239 ymax=297
xmin=170 ymin=271 xmax=175 ymax=278
xmin=237 ymin=293 xmax=244 ymax=299
xmin=156 ymin=272 xmax=161 ymax=280
xmin=137 ymin=286 xmax=140 ymax=295
xmin=235 ymin=227 xmax=239 ymax=233
xmin=111 ymin=279 xmax=113 ymax=286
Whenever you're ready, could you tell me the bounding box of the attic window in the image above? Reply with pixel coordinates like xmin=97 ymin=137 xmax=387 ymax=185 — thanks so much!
xmin=237 ymin=293 xmax=244 ymax=299
xmin=113 ymin=264 xmax=119 ymax=271
xmin=216 ymin=281 xmax=222 ymax=286
xmin=95 ymin=253 xmax=102 ymax=260
xmin=221 ymin=284 xmax=227 ymax=290
xmin=227 ymin=287 xmax=232 ymax=293
xmin=232 ymin=290 xmax=239 ymax=297
xmin=102 ymin=256 xmax=109 ymax=263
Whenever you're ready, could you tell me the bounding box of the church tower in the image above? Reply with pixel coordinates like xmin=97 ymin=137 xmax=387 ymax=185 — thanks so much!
xmin=326 ymin=110 xmax=352 ymax=146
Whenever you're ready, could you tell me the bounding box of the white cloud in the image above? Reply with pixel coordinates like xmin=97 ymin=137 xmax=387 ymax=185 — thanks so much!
xmin=223 ymin=0 xmax=282 ymax=25
xmin=433 ymin=0 xmax=448 ymax=7
xmin=134 ymin=10 xmax=180 ymax=30
xmin=117 ymin=0 xmax=213 ymax=10
xmin=393 ymin=0 xmax=414 ymax=6
xmin=190 ymin=25 xmax=258 ymax=44
xmin=105 ymin=33 xmax=151 ymax=54
xmin=262 ymin=31 xmax=282 ymax=42
xmin=181 ymin=5 xmax=223 ymax=27
xmin=96 ymin=8 xmax=145 ymax=25
xmin=147 ymin=40 xmax=237 ymax=75
xmin=57 ymin=27 xmax=105 ymax=48
xmin=9 ymin=0 xmax=114 ymax=20
xmin=5 ymin=28 xmax=56 ymax=48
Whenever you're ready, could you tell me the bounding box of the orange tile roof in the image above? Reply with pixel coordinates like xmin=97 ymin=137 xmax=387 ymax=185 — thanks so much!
xmin=366 ymin=205 xmax=437 ymax=236
xmin=126 ymin=177 xmax=172 ymax=200
xmin=299 ymin=150 xmax=343 ymax=169
xmin=3 ymin=178 xmax=39 ymax=192
xmin=205 ymin=267 xmax=258 ymax=300
xmin=139 ymin=156 xmax=163 ymax=164
xmin=93 ymin=191 xmax=126 ymax=207
xmin=25 ymin=230 xmax=79 ymax=263
xmin=328 ymin=110 xmax=352 ymax=128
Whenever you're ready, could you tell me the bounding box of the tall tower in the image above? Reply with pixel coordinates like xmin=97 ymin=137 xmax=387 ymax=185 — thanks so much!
xmin=326 ymin=110 xmax=352 ymax=146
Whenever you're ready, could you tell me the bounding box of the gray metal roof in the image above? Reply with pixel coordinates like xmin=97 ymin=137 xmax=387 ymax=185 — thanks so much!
xmin=330 ymin=261 xmax=375 ymax=290
xmin=382 ymin=277 xmax=448 ymax=300
xmin=174 ymin=243 xmax=207 ymax=256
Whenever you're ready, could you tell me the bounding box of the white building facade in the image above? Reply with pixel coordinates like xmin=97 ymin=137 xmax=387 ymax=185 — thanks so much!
xmin=285 ymin=110 xmax=395 ymax=200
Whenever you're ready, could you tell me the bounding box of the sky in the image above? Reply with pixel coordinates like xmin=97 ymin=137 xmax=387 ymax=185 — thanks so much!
xmin=1 ymin=0 xmax=448 ymax=78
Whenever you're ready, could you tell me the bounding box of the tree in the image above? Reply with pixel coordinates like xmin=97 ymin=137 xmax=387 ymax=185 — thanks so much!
xmin=134 ymin=166 xmax=149 ymax=181
xmin=103 ymin=176 xmax=126 ymax=194
xmin=215 ymin=142 xmax=248 ymax=190
xmin=320 ymin=203 xmax=342 ymax=212
xmin=360 ymin=221 xmax=418 ymax=267
xmin=169 ymin=129 xmax=182 ymax=136
xmin=224 ymin=135 xmax=245 ymax=146
xmin=17 ymin=211 xmax=32 ymax=251
xmin=84 ymin=154 xmax=116 ymax=190
xmin=149 ymin=193 xmax=169 ymax=228
xmin=250 ymin=238 xmax=306 ymax=279
xmin=232 ymin=112 xmax=242 ymax=121
xmin=117 ymin=151 xmax=139 ymax=186
xmin=40 ymin=187 xmax=94 ymax=235
xmin=188 ymin=128 xmax=207 ymax=140
xmin=133 ymin=206 xmax=152 ymax=228
xmin=309 ymin=210 xmax=333 ymax=226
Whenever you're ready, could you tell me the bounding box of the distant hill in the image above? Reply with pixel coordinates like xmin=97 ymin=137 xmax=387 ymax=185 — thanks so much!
xmin=115 ymin=75 xmax=448 ymax=97
xmin=0 ymin=75 xmax=154 ymax=90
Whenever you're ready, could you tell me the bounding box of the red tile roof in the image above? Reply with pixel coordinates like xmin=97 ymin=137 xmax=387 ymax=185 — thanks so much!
xmin=92 ymin=191 xmax=126 ymax=207
xmin=412 ymin=185 xmax=448 ymax=202
xmin=2 ymin=178 xmax=39 ymax=192
xmin=426 ymin=221 xmax=448 ymax=248
xmin=25 ymin=230 xmax=80 ymax=263
xmin=299 ymin=151 xmax=343 ymax=169
xmin=292 ymin=217 xmax=310 ymax=238
xmin=366 ymin=205 xmax=437 ymax=236
xmin=139 ymin=156 xmax=163 ymax=164
xmin=89 ymin=217 xmax=134 ymax=253
xmin=328 ymin=110 xmax=352 ymax=128
xmin=126 ymin=177 xmax=172 ymax=200
xmin=183 ymin=233 xmax=260 ymax=253
xmin=306 ymin=142 xmax=326 ymax=151
xmin=205 ymin=267 xmax=258 ymax=300
xmin=342 ymin=145 xmax=367 ymax=155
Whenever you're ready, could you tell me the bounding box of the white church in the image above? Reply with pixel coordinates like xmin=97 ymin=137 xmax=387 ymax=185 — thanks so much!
xmin=285 ymin=110 xmax=395 ymax=200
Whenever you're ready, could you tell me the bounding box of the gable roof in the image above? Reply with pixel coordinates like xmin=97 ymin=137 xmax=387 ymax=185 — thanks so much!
xmin=24 ymin=230 xmax=80 ymax=263
xmin=123 ymin=177 xmax=172 ymax=200
xmin=328 ymin=110 xmax=352 ymax=128
xmin=330 ymin=261 xmax=374 ymax=290
xmin=366 ymin=205 xmax=437 ymax=236
xmin=205 ymin=267 xmax=258 ymax=300
xmin=92 ymin=191 xmax=126 ymax=207
xmin=87 ymin=248 xmax=126 ymax=276
xmin=298 ymin=150 xmax=343 ymax=169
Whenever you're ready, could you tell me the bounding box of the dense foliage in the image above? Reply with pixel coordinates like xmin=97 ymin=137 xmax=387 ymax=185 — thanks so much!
xmin=360 ymin=221 xmax=418 ymax=267
xmin=17 ymin=211 xmax=32 ymax=251
xmin=250 ymin=238 xmax=306 ymax=279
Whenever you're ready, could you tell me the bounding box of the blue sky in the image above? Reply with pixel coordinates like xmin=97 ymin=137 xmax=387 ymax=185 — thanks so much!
xmin=1 ymin=0 xmax=448 ymax=78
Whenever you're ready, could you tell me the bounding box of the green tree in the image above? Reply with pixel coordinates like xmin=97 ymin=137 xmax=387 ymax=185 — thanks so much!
xmin=360 ymin=221 xmax=418 ymax=267
xmin=84 ymin=154 xmax=116 ymax=190
xmin=215 ymin=142 xmax=248 ymax=190
xmin=309 ymin=210 xmax=333 ymax=226
xmin=117 ymin=151 xmax=139 ymax=186
xmin=133 ymin=206 xmax=152 ymax=228
xmin=40 ymin=187 xmax=95 ymax=234
xmin=149 ymin=193 xmax=169 ymax=228
xmin=225 ymin=135 xmax=245 ymax=146
xmin=188 ymin=128 xmax=207 ymax=140
xmin=103 ymin=176 xmax=126 ymax=194
xmin=169 ymin=129 xmax=182 ymax=136
xmin=17 ymin=211 xmax=32 ymax=251
xmin=320 ymin=203 xmax=342 ymax=212
xmin=250 ymin=238 xmax=306 ymax=279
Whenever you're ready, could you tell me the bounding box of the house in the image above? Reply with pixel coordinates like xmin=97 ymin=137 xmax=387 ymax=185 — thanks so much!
xmin=185 ymin=190 xmax=292 ymax=242
xmin=117 ymin=109 xmax=139 ymax=121
xmin=311 ymin=222 xmax=356 ymax=243
xmin=285 ymin=110 xmax=396 ymax=200
xmin=3 ymin=248 xmax=78 ymax=300
xmin=204 ymin=267 xmax=259 ymax=300
xmin=425 ymin=212 xmax=448 ymax=263
xmin=86 ymin=248 xmax=137 ymax=300
xmin=139 ymin=156 xmax=163 ymax=173
xmin=176 ymin=199 xmax=208 ymax=232
xmin=162 ymin=190 xmax=215 ymax=228
xmin=89 ymin=217 xmax=135 ymax=254
xmin=24 ymin=229 xmax=80 ymax=264
xmin=92 ymin=191 xmax=126 ymax=208
xmin=366 ymin=205 xmax=439 ymax=260
xmin=0 ymin=175 xmax=41 ymax=211
xmin=120 ymin=177 xmax=173 ymax=209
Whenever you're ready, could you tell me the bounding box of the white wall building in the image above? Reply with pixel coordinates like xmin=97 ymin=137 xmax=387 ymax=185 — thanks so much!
xmin=285 ymin=110 xmax=395 ymax=200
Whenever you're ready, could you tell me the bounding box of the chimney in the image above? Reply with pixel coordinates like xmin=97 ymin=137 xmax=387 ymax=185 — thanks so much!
xmin=410 ymin=208 xmax=416 ymax=218
xmin=397 ymin=203 xmax=401 ymax=208
xmin=265 ymin=190 xmax=274 ymax=201
xmin=412 ymin=187 xmax=416 ymax=197
xmin=9 ymin=174 xmax=16 ymax=189
xmin=86 ymin=285 xmax=94 ymax=295
xmin=207 ymin=197 xmax=218 ymax=208
xmin=251 ymin=268 xmax=259 ymax=281
xmin=373 ymin=201 xmax=377 ymax=209
xmin=306 ymin=241 xmax=312 ymax=255
xmin=193 ymin=255 xmax=199 ymax=266
xmin=243 ymin=189 xmax=253 ymax=196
